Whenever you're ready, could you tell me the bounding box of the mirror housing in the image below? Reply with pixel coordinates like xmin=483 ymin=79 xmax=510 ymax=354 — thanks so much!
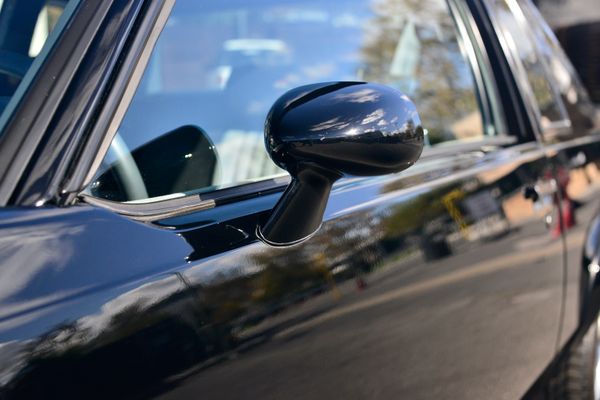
xmin=257 ymin=81 xmax=424 ymax=246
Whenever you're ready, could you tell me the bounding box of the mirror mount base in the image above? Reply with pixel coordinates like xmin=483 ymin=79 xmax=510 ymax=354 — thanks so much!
xmin=257 ymin=163 xmax=341 ymax=246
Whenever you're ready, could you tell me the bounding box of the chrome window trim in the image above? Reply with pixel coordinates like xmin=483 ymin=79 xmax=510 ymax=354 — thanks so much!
xmin=81 ymin=136 xmax=517 ymax=222
xmin=81 ymin=175 xmax=291 ymax=222
xmin=81 ymin=192 xmax=216 ymax=222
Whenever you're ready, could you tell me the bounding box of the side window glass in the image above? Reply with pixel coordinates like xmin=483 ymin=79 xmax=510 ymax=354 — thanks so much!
xmin=88 ymin=0 xmax=492 ymax=203
xmin=485 ymin=0 xmax=569 ymax=133
xmin=518 ymin=0 xmax=598 ymax=134
xmin=0 ymin=0 xmax=74 ymax=126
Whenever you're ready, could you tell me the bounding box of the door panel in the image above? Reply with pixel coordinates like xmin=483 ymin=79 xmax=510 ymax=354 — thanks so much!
xmin=547 ymin=137 xmax=600 ymax=349
xmin=0 ymin=143 xmax=562 ymax=399
xmin=482 ymin=0 xmax=600 ymax=351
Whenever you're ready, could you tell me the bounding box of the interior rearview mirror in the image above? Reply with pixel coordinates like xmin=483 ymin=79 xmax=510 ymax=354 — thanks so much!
xmin=257 ymin=81 xmax=424 ymax=246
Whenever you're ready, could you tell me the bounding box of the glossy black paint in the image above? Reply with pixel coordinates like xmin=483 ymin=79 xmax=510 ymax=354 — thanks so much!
xmin=1 ymin=1 xmax=600 ymax=400
xmin=259 ymin=82 xmax=424 ymax=245
xmin=264 ymin=82 xmax=424 ymax=176
xmin=0 ymin=142 xmax=576 ymax=399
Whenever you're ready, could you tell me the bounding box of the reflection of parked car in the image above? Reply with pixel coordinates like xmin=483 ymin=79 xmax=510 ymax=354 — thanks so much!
xmin=2 ymin=0 xmax=600 ymax=399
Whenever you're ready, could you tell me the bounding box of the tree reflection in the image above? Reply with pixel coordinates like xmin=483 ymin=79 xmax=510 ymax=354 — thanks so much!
xmin=360 ymin=0 xmax=482 ymax=144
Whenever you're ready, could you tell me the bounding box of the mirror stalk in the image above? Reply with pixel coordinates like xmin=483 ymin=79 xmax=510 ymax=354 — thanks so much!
xmin=257 ymin=163 xmax=342 ymax=246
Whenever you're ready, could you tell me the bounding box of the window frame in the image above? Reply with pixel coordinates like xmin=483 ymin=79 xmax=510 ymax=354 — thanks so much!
xmin=448 ymin=0 xmax=508 ymax=139
xmin=0 ymin=0 xmax=86 ymax=206
xmin=61 ymin=0 xmax=176 ymax=203
xmin=70 ymin=0 xmax=518 ymax=221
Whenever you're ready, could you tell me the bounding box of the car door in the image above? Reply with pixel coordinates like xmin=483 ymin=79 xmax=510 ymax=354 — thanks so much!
xmin=484 ymin=0 xmax=600 ymax=354
xmin=0 ymin=0 xmax=565 ymax=399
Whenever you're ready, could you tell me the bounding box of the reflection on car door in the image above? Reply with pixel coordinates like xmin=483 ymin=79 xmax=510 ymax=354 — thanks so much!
xmin=502 ymin=0 xmax=600 ymax=353
xmin=0 ymin=143 xmax=565 ymax=400
xmin=159 ymin=143 xmax=563 ymax=400
xmin=0 ymin=1 xmax=570 ymax=400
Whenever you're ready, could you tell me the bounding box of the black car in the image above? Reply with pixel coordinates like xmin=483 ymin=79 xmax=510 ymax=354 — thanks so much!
xmin=0 ymin=0 xmax=599 ymax=399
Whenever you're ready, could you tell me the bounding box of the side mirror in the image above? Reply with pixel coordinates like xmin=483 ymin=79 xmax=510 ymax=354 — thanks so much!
xmin=257 ymin=81 xmax=424 ymax=246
